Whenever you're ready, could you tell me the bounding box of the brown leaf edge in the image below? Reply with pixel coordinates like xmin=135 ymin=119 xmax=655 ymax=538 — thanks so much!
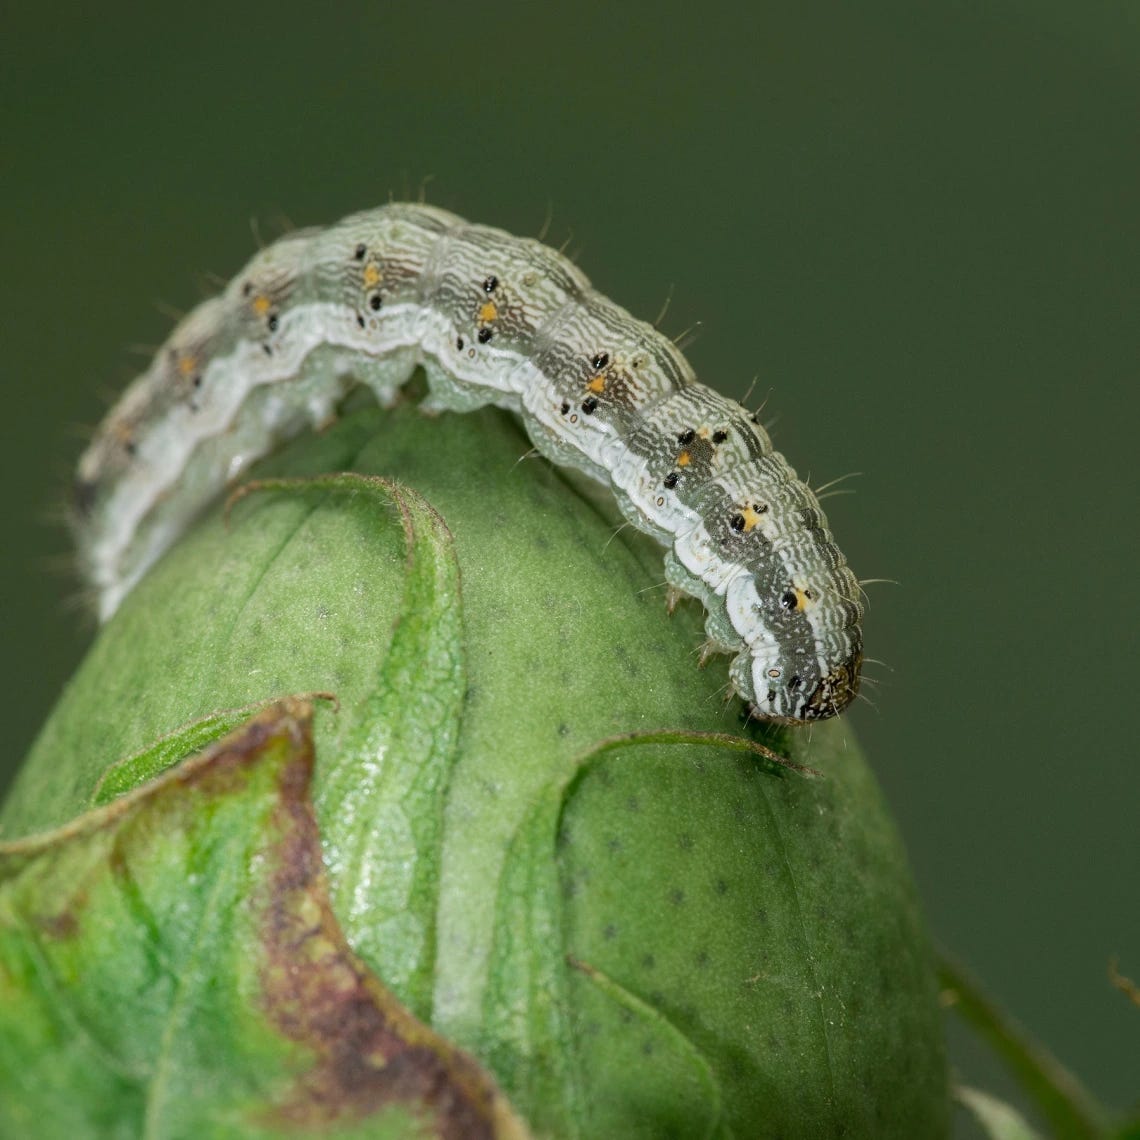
xmin=0 ymin=700 xmax=532 ymax=1140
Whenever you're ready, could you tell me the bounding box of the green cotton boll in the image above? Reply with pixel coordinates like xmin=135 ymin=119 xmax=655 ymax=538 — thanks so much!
xmin=1 ymin=398 xmax=948 ymax=1138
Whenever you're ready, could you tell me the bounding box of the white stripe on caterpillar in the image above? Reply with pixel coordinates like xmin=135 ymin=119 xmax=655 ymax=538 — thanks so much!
xmin=73 ymin=203 xmax=863 ymax=722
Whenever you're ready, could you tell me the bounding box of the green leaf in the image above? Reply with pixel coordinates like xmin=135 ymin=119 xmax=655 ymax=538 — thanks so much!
xmin=4 ymin=397 xmax=950 ymax=1136
xmin=0 ymin=701 xmax=530 ymax=1138
xmin=228 ymin=473 xmax=465 ymax=1024
xmin=89 ymin=692 xmax=338 ymax=806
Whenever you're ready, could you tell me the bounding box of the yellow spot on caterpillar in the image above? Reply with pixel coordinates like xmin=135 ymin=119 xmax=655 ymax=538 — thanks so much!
xmin=251 ymin=294 xmax=272 ymax=317
xmin=739 ymin=504 xmax=763 ymax=532
xmin=792 ymin=584 xmax=814 ymax=612
xmin=478 ymin=300 xmax=498 ymax=323
xmin=362 ymin=263 xmax=382 ymax=288
xmin=677 ymin=450 xmax=692 ymax=467
xmin=586 ymin=374 xmax=606 ymax=394
xmin=177 ymin=354 xmax=197 ymax=377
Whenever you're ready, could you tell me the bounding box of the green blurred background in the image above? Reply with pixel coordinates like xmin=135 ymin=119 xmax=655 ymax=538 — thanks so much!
xmin=2 ymin=1 xmax=1136 ymax=1131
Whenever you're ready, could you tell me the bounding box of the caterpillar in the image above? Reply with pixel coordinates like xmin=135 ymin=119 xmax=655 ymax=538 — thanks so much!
xmin=73 ymin=203 xmax=864 ymax=722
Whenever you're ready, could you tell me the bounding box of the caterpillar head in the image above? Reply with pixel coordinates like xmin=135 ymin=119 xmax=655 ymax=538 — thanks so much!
xmin=734 ymin=645 xmax=863 ymax=723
